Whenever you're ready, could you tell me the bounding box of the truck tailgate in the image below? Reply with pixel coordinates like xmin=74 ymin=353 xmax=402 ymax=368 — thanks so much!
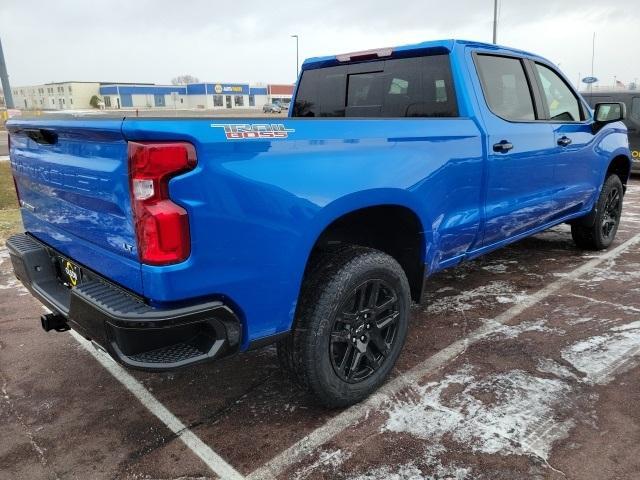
xmin=7 ymin=119 xmax=143 ymax=294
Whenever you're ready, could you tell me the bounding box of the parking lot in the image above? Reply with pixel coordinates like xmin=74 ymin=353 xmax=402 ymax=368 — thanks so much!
xmin=1 ymin=178 xmax=639 ymax=479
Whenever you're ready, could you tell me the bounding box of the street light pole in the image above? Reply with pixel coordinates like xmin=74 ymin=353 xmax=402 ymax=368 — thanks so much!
xmin=492 ymin=0 xmax=498 ymax=44
xmin=291 ymin=35 xmax=299 ymax=79
xmin=0 ymin=36 xmax=14 ymax=109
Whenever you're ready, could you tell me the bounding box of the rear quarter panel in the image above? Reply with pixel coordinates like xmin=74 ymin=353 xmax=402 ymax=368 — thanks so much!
xmin=122 ymin=117 xmax=483 ymax=345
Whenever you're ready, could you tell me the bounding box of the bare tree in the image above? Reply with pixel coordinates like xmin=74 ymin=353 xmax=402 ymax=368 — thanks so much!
xmin=171 ymin=75 xmax=200 ymax=85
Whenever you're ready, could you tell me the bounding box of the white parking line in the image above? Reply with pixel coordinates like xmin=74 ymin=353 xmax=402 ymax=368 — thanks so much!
xmin=247 ymin=232 xmax=640 ymax=480
xmin=69 ymin=330 xmax=245 ymax=480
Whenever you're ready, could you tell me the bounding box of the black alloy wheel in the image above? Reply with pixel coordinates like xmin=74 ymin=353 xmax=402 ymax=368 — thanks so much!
xmin=601 ymin=186 xmax=621 ymax=241
xmin=329 ymin=279 xmax=400 ymax=383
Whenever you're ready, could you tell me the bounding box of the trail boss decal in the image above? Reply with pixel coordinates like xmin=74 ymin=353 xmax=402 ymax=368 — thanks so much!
xmin=211 ymin=123 xmax=294 ymax=140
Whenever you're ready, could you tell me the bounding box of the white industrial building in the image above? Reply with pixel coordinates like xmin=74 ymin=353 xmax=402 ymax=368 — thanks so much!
xmin=10 ymin=81 xmax=137 ymax=110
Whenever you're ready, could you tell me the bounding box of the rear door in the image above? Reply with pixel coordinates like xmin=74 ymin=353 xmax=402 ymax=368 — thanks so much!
xmin=8 ymin=118 xmax=143 ymax=293
xmin=473 ymin=53 xmax=557 ymax=247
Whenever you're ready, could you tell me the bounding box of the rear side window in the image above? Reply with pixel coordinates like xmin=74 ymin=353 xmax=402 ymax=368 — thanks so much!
xmin=475 ymin=55 xmax=536 ymax=121
xmin=534 ymin=63 xmax=582 ymax=121
xmin=293 ymin=54 xmax=458 ymax=118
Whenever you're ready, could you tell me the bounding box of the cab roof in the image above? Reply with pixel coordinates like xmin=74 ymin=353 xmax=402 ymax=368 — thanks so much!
xmin=301 ymin=38 xmax=545 ymax=70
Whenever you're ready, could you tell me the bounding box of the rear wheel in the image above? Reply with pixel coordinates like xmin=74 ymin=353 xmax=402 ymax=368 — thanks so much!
xmin=571 ymin=174 xmax=624 ymax=250
xmin=278 ymin=246 xmax=410 ymax=408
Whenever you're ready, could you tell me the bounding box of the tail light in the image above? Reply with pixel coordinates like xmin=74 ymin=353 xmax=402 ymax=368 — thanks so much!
xmin=128 ymin=142 xmax=197 ymax=265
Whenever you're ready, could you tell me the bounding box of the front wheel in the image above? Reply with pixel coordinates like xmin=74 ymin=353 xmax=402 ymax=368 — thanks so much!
xmin=278 ymin=246 xmax=410 ymax=408
xmin=571 ymin=174 xmax=624 ymax=250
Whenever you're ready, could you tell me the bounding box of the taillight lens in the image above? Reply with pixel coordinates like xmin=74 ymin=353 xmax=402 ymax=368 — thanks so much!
xmin=128 ymin=142 xmax=197 ymax=265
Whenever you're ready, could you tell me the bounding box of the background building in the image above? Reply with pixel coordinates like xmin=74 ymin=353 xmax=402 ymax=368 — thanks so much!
xmin=99 ymin=84 xmax=186 ymax=109
xmin=11 ymin=81 xmax=295 ymax=111
xmin=267 ymin=84 xmax=295 ymax=107
xmin=10 ymin=81 xmax=142 ymax=110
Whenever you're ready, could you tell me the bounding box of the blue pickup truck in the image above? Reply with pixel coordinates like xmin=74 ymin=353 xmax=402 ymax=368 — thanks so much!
xmin=6 ymin=40 xmax=631 ymax=407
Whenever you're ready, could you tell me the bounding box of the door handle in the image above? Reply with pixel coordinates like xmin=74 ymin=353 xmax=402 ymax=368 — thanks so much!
xmin=557 ymin=136 xmax=572 ymax=147
xmin=493 ymin=140 xmax=514 ymax=153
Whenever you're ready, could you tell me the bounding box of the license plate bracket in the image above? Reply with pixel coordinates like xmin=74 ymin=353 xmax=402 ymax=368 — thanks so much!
xmin=58 ymin=257 xmax=82 ymax=288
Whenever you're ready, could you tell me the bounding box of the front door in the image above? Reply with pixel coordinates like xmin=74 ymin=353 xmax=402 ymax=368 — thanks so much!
xmin=474 ymin=53 xmax=557 ymax=247
xmin=530 ymin=62 xmax=599 ymax=215
xmin=630 ymin=96 xmax=640 ymax=166
xmin=225 ymin=95 xmax=232 ymax=108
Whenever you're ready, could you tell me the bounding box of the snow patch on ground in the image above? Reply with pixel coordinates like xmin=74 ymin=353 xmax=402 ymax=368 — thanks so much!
xmin=583 ymin=259 xmax=640 ymax=283
xmin=561 ymin=321 xmax=640 ymax=384
xmin=426 ymin=281 xmax=528 ymax=315
xmin=293 ymin=449 xmax=352 ymax=480
xmin=533 ymin=227 xmax=572 ymax=243
xmin=383 ymin=366 xmax=573 ymax=462
xmin=349 ymin=461 xmax=470 ymax=480
xmin=485 ymin=319 xmax=563 ymax=339
xmin=481 ymin=263 xmax=508 ymax=274
xmin=367 ymin=319 xmax=640 ymax=478
xmin=0 ymin=275 xmax=28 ymax=295
xmin=536 ymin=359 xmax=579 ymax=381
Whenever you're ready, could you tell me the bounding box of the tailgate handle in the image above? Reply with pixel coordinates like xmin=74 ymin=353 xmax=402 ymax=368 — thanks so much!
xmin=23 ymin=129 xmax=58 ymax=145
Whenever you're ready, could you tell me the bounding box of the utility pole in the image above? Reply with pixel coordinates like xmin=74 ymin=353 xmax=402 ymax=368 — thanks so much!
xmin=492 ymin=0 xmax=498 ymax=44
xmin=0 ymin=36 xmax=14 ymax=109
xmin=291 ymin=35 xmax=299 ymax=80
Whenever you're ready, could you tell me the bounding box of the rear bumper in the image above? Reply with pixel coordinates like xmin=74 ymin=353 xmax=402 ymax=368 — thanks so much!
xmin=6 ymin=233 xmax=242 ymax=371
xmin=632 ymin=158 xmax=640 ymax=174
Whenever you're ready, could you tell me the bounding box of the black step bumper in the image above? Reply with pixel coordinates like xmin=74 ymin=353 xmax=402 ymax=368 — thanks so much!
xmin=6 ymin=233 xmax=242 ymax=371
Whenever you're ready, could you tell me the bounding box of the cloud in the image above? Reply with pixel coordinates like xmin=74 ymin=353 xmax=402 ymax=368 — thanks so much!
xmin=1 ymin=0 xmax=638 ymax=87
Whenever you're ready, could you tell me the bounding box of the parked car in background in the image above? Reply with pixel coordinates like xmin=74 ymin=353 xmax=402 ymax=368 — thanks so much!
xmin=274 ymin=101 xmax=290 ymax=112
xmin=263 ymin=103 xmax=282 ymax=113
xmin=6 ymin=39 xmax=631 ymax=407
xmin=582 ymin=91 xmax=639 ymax=173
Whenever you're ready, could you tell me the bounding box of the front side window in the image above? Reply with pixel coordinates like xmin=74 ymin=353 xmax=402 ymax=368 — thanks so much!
xmin=293 ymin=54 xmax=457 ymax=118
xmin=475 ymin=54 xmax=535 ymax=121
xmin=535 ymin=63 xmax=582 ymax=121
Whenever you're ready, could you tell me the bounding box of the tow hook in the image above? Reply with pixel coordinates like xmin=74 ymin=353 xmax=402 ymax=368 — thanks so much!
xmin=40 ymin=313 xmax=70 ymax=332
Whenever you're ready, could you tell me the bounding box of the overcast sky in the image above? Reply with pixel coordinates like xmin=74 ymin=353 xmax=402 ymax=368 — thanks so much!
xmin=1 ymin=0 xmax=638 ymax=89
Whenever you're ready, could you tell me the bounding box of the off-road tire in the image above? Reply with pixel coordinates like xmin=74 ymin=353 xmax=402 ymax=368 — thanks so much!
xmin=277 ymin=246 xmax=410 ymax=408
xmin=571 ymin=174 xmax=624 ymax=250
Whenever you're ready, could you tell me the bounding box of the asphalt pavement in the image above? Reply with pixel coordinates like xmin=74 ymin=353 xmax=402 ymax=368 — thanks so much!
xmin=1 ymin=180 xmax=639 ymax=479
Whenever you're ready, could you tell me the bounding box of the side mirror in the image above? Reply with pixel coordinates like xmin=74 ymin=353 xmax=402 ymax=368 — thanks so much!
xmin=593 ymin=102 xmax=626 ymax=129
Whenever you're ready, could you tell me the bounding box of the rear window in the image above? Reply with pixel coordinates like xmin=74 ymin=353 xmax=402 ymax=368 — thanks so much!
xmin=292 ymin=54 xmax=458 ymax=118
